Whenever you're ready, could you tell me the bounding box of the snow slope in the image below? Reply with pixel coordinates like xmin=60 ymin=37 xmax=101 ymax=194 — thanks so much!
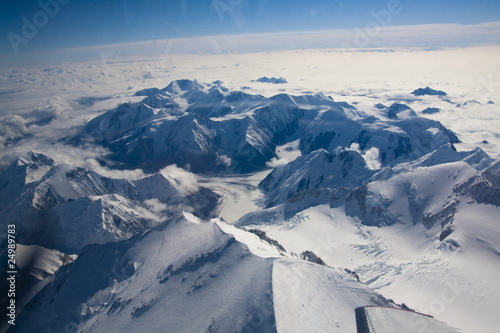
xmin=15 ymin=244 xmax=77 ymax=281
xmin=14 ymin=214 xmax=400 ymax=333
xmin=236 ymin=150 xmax=500 ymax=332
xmin=0 ymin=151 xmax=54 ymax=213
xmin=260 ymin=149 xmax=374 ymax=206
xmin=357 ymin=306 xmax=458 ymax=333
xmin=0 ymin=152 xmax=219 ymax=252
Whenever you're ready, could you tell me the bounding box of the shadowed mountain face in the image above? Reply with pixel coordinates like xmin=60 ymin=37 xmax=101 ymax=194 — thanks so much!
xmin=75 ymin=80 xmax=459 ymax=174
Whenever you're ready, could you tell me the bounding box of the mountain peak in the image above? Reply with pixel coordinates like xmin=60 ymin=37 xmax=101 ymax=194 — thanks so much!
xmin=387 ymin=103 xmax=416 ymax=119
xmin=17 ymin=151 xmax=54 ymax=167
xmin=412 ymin=86 xmax=447 ymax=96
xmin=163 ymin=79 xmax=205 ymax=94
xmin=254 ymin=76 xmax=288 ymax=84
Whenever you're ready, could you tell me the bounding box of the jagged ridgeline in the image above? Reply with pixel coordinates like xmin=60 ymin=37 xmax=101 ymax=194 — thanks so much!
xmin=74 ymin=79 xmax=459 ymax=173
xmin=0 ymin=151 xmax=219 ymax=253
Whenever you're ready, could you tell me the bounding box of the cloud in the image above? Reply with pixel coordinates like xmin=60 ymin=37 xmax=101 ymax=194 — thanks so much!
xmin=78 ymin=21 xmax=500 ymax=55
xmin=0 ymin=98 xmax=70 ymax=152
xmin=0 ymin=96 xmax=74 ymax=162
xmin=144 ymin=198 xmax=168 ymax=214
xmin=0 ymin=134 xmax=111 ymax=172
xmin=348 ymin=143 xmax=382 ymax=170
xmin=266 ymin=140 xmax=302 ymax=167
xmin=4 ymin=21 xmax=500 ymax=66
xmin=0 ymin=114 xmax=29 ymax=145
xmin=0 ymin=136 xmax=149 ymax=182
xmin=266 ymin=157 xmax=290 ymax=168
xmin=26 ymin=97 xmax=71 ymax=124
xmin=82 ymin=158 xmax=146 ymax=180
xmin=362 ymin=147 xmax=382 ymax=170
xmin=160 ymin=164 xmax=199 ymax=195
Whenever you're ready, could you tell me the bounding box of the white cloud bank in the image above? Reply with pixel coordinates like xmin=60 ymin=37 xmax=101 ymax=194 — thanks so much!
xmin=3 ymin=21 xmax=500 ymax=66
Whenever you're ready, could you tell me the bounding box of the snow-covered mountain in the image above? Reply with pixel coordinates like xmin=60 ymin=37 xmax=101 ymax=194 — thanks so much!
xmin=15 ymin=213 xmax=399 ymax=332
xmin=15 ymin=244 xmax=76 ymax=281
xmin=260 ymin=148 xmax=375 ymax=207
xmin=2 ymin=79 xmax=498 ymax=332
xmin=250 ymin=139 xmax=499 ymax=250
xmin=0 ymin=152 xmax=219 ymax=252
xmin=76 ymin=80 xmax=458 ymax=174
xmin=299 ymin=102 xmax=459 ymax=166
xmin=0 ymin=151 xmax=54 ymax=212
xmin=76 ymin=79 xmax=306 ymax=173
xmin=237 ymin=142 xmax=500 ymax=332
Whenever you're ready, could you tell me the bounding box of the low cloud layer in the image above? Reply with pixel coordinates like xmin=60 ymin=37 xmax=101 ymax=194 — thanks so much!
xmin=0 ymin=114 xmax=29 ymax=146
xmin=160 ymin=164 xmax=200 ymax=195
xmin=25 ymin=97 xmax=71 ymax=124
xmin=82 ymin=158 xmax=147 ymax=180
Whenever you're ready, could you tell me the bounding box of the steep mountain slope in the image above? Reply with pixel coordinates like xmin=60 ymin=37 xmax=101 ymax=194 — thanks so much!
xmin=0 ymin=152 xmax=219 ymax=252
xmin=76 ymin=80 xmax=459 ymax=174
xmin=236 ymin=144 xmax=500 ymax=332
xmin=254 ymin=142 xmax=500 ymax=242
xmin=77 ymin=80 xmax=307 ymax=173
xmin=14 ymin=214 xmax=400 ymax=333
xmin=260 ymin=149 xmax=375 ymax=206
xmin=15 ymin=244 xmax=77 ymax=281
xmin=0 ymin=151 xmax=54 ymax=212
xmin=299 ymin=104 xmax=459 ymax=167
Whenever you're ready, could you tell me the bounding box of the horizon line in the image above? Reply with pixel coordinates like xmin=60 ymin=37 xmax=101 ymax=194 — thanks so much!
xmin=2 ymin=20 xmax=500 ymax=67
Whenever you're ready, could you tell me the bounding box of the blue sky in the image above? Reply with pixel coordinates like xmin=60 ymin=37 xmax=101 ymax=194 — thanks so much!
xmin=1 ymin=0 xmax=500 ymax=63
